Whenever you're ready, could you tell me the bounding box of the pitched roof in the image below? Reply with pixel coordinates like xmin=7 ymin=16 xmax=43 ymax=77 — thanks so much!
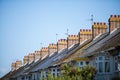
xmin=83 ymin=28 xmax=120 ymax=57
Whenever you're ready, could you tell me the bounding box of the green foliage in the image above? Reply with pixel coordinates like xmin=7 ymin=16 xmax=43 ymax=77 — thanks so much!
xmin=81 ymin=65 xmax=97 ymax=80
xmin=44 ymin=64 xmax=97 ymax=80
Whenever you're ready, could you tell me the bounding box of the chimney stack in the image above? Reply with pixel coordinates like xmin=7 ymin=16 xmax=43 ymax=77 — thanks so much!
xmin=35 ymin=51 xmax=41 ymax=61
xmin=41 ymin=47 xmax=48 ymax=59
xmin=15 ymin=60 xmax=22 ymax=69
xmin=48 ymin=43 xmax=57 ymax=55
xmin=11 ymin=62 xmax=16 ymax=71
xmin=23 ymin=56 xmax=29 ymax=65
xmin=68 ymin=35 xmax=78 ymax=47
xmin=57 ymin=39 xmax=67 ymax=51
xmin=109 ymin=15 xmax=120 ymax=32
xmin=28 ymin=53 xmax=35 ymax=63
xmin=78 ymin=29 xmax=92 ymax=44
xmin=93 ymin=22 xmax=107 ymax=38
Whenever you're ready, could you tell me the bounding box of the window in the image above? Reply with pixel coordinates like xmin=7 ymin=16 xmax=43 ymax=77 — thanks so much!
xmin=86 ymin=61 xmax=89 ymax=65
xmin=29 ymin=76 xmax=31 ymax=79
xmin=99 ymin=57 xmax=103 ymax=60
xmin=46 ymin=71 xmax=48 ymax=74
xmin=77 ymin=62 xmax=80 ymax=66
xmin=105 ymin=62 xmax=110 ymax=72
xmin=80 ymin=62 xmax=83 ymax=65
xmin=115 ymin=62 xmax=118 ymax=71
xmin=114 ymin=56 xmax=118 ymax=71
xmin=26 ymin=76 xmax=27 ymax=79
xmin=34 ymin=74 xmax=35 ymax=80
xmin=95 ymin=63 xmax=97 ymax=67
xmin=96 ymin=55 xmax=113 ymax=74
xmin=53 ymin=69 xmax=55 ymax=72
xmin=105 ymin=56 xmax=110 ymax=60
xmin=21 ymin=77 xmax=24 ymax=80
xmin=57 ymin=69 xmax=60 ymax=71
xmin=96 ymin=58 xmax=97 ymax=60
xmin=99 ymin=62 xmax=103 ymax=72
xmin=115 ymin=57 xmax=118 ymax=60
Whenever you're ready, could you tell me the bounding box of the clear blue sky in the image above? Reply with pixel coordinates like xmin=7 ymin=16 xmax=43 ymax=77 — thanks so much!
xmin=0 ymin=0 xmax=120 ymax=78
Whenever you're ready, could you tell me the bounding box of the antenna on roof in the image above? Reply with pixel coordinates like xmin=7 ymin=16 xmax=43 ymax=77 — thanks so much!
xmin=40 ymin=43 xmax=43 ymax=58
xmin=65 ymin=28 xmax=69 ymax=36
xmin=91 ymin=15 xmax=93 ymax=24
xmin=65 ymin=28 xmax=69 ymax=53
xmin=91 ymin=15 xmax=94 ymax=39
xmin=86 ymin=15 xmax=94 ymax=38
xmin=87 ymin=14 xmax=94 ymax=39
xmin=56 ymin=33 xmax=58 ymax=53
xmin=56 ymin=33 xmax=58 ymax=43
xmin=87 ymin=14 xmax=94 ymax=25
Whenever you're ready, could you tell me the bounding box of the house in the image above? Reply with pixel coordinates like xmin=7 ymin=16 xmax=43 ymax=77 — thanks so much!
xmin=1 ymin=15 xmax=120 ymax=80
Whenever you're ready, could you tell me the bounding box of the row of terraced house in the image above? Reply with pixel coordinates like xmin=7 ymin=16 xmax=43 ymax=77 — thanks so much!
xmin=1 ymin=15 xmax=120 ymax=80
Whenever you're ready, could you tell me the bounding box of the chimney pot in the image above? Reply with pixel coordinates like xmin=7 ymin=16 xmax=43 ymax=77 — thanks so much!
xmin=104 ymin=23 xmax=106 ymax=25
xmin=80 ymin=29 xmax=82 ymax=32
xmin=100 ymin=22 xmax=102 ymax=25
xmin=114 ymin=15 xmax=116 ymax=17
xmin=93 ymin=22 xmax=107 ymax=38
xmin=110 ymin=15 xmax=113 ymax=17
xmin=97 ymin=22 xmax=99 ymax=25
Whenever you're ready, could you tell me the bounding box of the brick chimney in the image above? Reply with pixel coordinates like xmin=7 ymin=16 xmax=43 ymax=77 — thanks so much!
xmin=68 ymin=35 xmax=79 ymax=47
xmin=57 ymin=39 xmax=67 ymax=51
xmin=48 ymin=43 xmax=57 ymax=55
xmin=23 ymin=56 xmax=29 ymax=65
xmin=15 ymin=60 xmax=22 ymax=69
xmin=11 ymin=62 xmax=16 ymax=71
xmin=41 ymin=47 xmax=48 ymax=59
xmin=34 ymin=51 xmax=41 ymax=61
xmin=93 ymin=22 xmax=108 ymax=38
xmin=109 ymin=15 xmax=120 ymax=32
xmin=78 ymin=29 xmax=92 ymax=44
xmin=28 ymin=53 xmax=35 ymax=63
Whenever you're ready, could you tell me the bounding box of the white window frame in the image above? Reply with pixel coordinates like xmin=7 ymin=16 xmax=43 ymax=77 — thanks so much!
xmin=95 ymin=55 xmax=112 ymax=74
